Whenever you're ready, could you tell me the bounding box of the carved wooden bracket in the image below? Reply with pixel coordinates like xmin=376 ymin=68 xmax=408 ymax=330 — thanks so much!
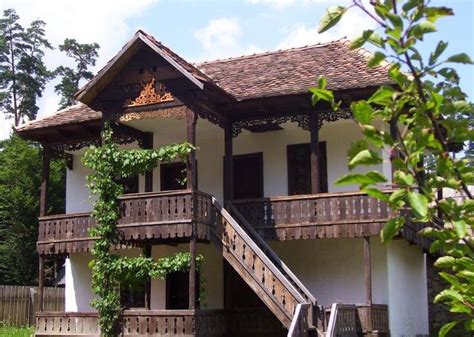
xmin=124 ymin=75 xmax=174 ymax=108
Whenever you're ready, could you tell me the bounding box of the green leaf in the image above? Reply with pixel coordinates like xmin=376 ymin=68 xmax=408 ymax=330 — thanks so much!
xmin=435 ymin=256 xmax=455 ymax=268
xmin=348 ymin=149 xmax=382 ymax=169
xmin=368 ymin=32 xmax=384 ymax=47
xmin=452 ymin=220 xmax=467 ymax=238
xmin=429 ymin=40 xmax=448 ymax=65
xmin=362 ymin=187 xmax=390 ymax=202
xmin=368 ymin=86 xmax=395 ymax=106
xmin=368 ymin=51 xmax=386 ymax=68
xmin=446 ymin=53 xmax=474 ymax=64
xmin=318 ymin=6 xmax=346 ymax=33
xmin=439 ymin=322 xmax=457 ymax=337
xmin=351 ymin=101 xmax=374 ymax=124
xmin=402 ymin=0 xmax=420 ymax=12
xmin=381 ymin=217 xmax=405 ymax=243
xmin=411 ymin=21 xmax=437 ymax=38
xmin=407 ymin=191 xmax=428 ymax=219
xmin=335 ymin=171 xmax=387 ymax=186
xmin=350 ymin=30 xmax=374 ymax=49
xmin=309 ymin=87 xmax=334 ymax=105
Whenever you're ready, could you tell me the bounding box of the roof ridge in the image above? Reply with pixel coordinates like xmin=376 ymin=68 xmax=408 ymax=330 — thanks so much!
xmin=194 ymin=38 xmax=349 ymax=66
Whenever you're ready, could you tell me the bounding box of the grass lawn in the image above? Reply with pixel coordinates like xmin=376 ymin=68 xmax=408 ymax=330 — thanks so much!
xmin=0 ymin=325 xmax=34 ymax=337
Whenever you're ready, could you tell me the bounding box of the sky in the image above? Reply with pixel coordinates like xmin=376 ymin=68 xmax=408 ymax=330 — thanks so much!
xmin=0 ymin=0 xmax=473 ymax=139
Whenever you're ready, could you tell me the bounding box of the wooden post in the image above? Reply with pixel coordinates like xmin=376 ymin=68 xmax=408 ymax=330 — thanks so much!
xmin=38 ymin=257 xmax=44 ymax=312
xmin=38 ymin=146 xmax=50 ymax=313
xmin=363 ymin=236 xmax=373 ymax=332
xmin=39 ymin=146 xmax=51 ymax=217
xmin=309 ymin=114 xmax=320 ymax=194
xmin=143 ymin=133 xmax=154 ymax=192
xmin=143 ymin=244 xmax=152 ymax=309
xmin=224 ymin=120 xmax=233 ymax=201
xmin=186 ymin=108 xmax=197 ymax=309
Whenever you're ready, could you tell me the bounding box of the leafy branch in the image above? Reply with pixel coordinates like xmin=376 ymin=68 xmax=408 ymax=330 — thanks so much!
xmin=314 ymin=1 xmax=473 ymax=335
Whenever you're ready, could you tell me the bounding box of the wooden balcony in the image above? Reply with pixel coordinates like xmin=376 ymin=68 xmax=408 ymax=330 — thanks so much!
xmin=34 ymin=309 xmax=285 ymax=337
xmin=37 ymin=190 xmax=214 ymax=255
xmin=231 ymin=191 xmax=394 ymax=240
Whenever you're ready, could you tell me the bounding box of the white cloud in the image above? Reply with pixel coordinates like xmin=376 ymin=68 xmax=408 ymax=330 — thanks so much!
xmin=194 ymin=17 xmax=263 ymax=61
xmin=247 ymin=0 xmax=346 ymax=9
xmin=277 ymin=7 xmax=376 ymax=49
xmin=0 ymin=0 xmax=157 ymax=139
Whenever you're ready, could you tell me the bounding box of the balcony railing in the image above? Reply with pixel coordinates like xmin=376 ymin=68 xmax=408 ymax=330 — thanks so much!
xmin=232 ymin=191 xmax=394 ymax=240
xmin=37 ymin=190 xmax=214 ymax=255
xmin=34 ymin=309 xmax=284 ymax=337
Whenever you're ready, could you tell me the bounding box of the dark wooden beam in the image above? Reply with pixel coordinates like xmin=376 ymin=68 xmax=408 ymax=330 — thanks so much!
xmin=143 ymin=133 xmax=154 ymax=192
xmin=143 ymin=244 xmax=152 ymax=310
xmin=309 ymin=114 xmax=320 ymax=194
xmin=39 ymin=146 xmax=51 ymax=217
xmin=363 ymin=235 xmax=373 ymax=332
xmin=113 ymin=123 xmax=147 ymax=145
xmin=38 ymin=256 xmax=44 ymax=312
xmin=186 ymin=108 xmax=197 ymax=310
xmin=224 ymin=120 xmax=233 ymax=201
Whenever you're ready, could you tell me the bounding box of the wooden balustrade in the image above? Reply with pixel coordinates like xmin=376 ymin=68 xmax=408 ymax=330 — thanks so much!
xmin=356 ymin=304 xmax=389 ymax=335
xmin=326 ymin=303 xmax=358 ymax=337
xmin=34 ymin=309 xmax=282 ymax=337
xmin=287 ymin=303 xmax=310 ymax=337
xmin=37 ymin=190 xmax=214 ymax=255
xmin=232 ymin=191 xmax=393 ymax=240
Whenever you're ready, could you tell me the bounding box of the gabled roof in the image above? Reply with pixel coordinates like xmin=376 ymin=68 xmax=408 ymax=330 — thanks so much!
xmin=75 ymin=30 xmax=222 ymax=105
xmin=17 ymin=32 xmax=392 ymax=134
xmin=196 ymin=39 xmax=391 ymax=101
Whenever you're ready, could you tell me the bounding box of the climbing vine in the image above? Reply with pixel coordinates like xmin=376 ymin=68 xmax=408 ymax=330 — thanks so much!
xmin=82 ymin=123 xmax=201 ymax=337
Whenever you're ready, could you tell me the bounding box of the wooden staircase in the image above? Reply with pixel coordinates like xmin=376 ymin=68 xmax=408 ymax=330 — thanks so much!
xmin=209 ymin=198 xmax=319 ymax=337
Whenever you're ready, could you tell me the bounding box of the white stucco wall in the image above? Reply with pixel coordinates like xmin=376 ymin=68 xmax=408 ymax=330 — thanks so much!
xmin=65 ymin=243 xmax=223 ymax=312
xmin=387 ymin=240 xmax=429 ymax=337
xmin=269 ymin=237 xmax=388 ymax=307
xmin=65 ymin=118 xmax=390 ymax=212
xmin=150 ymin=243 xmax=224 ymax=310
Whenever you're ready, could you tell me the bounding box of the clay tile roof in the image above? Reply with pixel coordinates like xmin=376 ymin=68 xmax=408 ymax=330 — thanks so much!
xmin=196 ymin=39 xmax=392 ymax=101
xmin=16 ymin=103 xmax=101 ymax=132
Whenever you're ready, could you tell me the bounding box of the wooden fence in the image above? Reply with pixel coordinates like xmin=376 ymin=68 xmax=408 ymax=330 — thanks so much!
xmin=0 ymin=285 xmax=64 ymax=326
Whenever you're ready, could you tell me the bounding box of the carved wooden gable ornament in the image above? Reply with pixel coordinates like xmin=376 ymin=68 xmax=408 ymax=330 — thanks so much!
xmin=123 ymin=73 xmax=174 ymax=108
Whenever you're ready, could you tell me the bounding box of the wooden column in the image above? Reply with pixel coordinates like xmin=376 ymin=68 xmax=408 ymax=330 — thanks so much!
xmin=309 ymin=114 xmax=320 ymax=194
xmin=38 ymin=145 xmax=51 ymax=312
xmin=39 ymin=146 xmax=51 ymax=217
xmin=143 ymin=244 xmax=152 ymax=309
xmin=186 ymin=108 xmax=197 ymax=309
xmin=224 ymin=120 xmax=233 ymax=201
xmin=363 ymin=236 xmax=373 ymax=332
xmin=143 ymin=133 xmax=154 ymax=192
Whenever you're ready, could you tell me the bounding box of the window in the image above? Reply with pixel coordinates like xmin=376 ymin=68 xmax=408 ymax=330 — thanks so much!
xmin=121 ymin=282 xmax=145 ymax=308
xmin=287 ymin=142 xmax=328 ymax=194
xmin=160 ymin=162 xmax=187 ymax=191
xmin=166 ymin=270 xmax=200 ymax=309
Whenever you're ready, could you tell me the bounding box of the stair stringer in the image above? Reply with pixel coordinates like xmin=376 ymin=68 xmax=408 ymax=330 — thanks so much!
xmin=209 ymin=197 xmax=310 ymax=330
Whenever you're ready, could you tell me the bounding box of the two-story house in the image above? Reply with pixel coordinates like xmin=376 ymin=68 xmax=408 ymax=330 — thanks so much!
xmin=17 ymin=30 xmax=431 ymax=337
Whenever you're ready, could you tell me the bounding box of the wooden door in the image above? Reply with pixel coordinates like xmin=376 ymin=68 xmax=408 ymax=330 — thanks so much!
xmin=232 ymin=153 xmax=264 ymax=200
xmin=287 ymin=142 xmax=328 ymax=194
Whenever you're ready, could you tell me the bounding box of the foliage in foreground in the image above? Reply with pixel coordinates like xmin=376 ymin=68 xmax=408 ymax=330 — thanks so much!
xmin=313 ymin=1 xmax=473 ymax=335
xmin=0 ymin=324 xmax=33 ymax=337
xmin=0 ymin=134 xmax=64 ymax=285
xmin=83 ymin=124 xmax=198 ymax=337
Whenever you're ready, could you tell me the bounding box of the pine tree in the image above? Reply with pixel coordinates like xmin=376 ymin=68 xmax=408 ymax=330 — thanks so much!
xmin=55 ymin=38 xmax=99 ymax=109
xmin=0 ymin=9 xmax=52 ymax=126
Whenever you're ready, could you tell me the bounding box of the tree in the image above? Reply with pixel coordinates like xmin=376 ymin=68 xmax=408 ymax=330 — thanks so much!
xmin=0 ymin=9 xmax=52 ymax=126
xmin=0 ymin=134 xmax=64 ymax=285
xmin=55 ymin=38 xmax=99 ymax=109
xmin=313 ymin=1 xmax=473 ymax=335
